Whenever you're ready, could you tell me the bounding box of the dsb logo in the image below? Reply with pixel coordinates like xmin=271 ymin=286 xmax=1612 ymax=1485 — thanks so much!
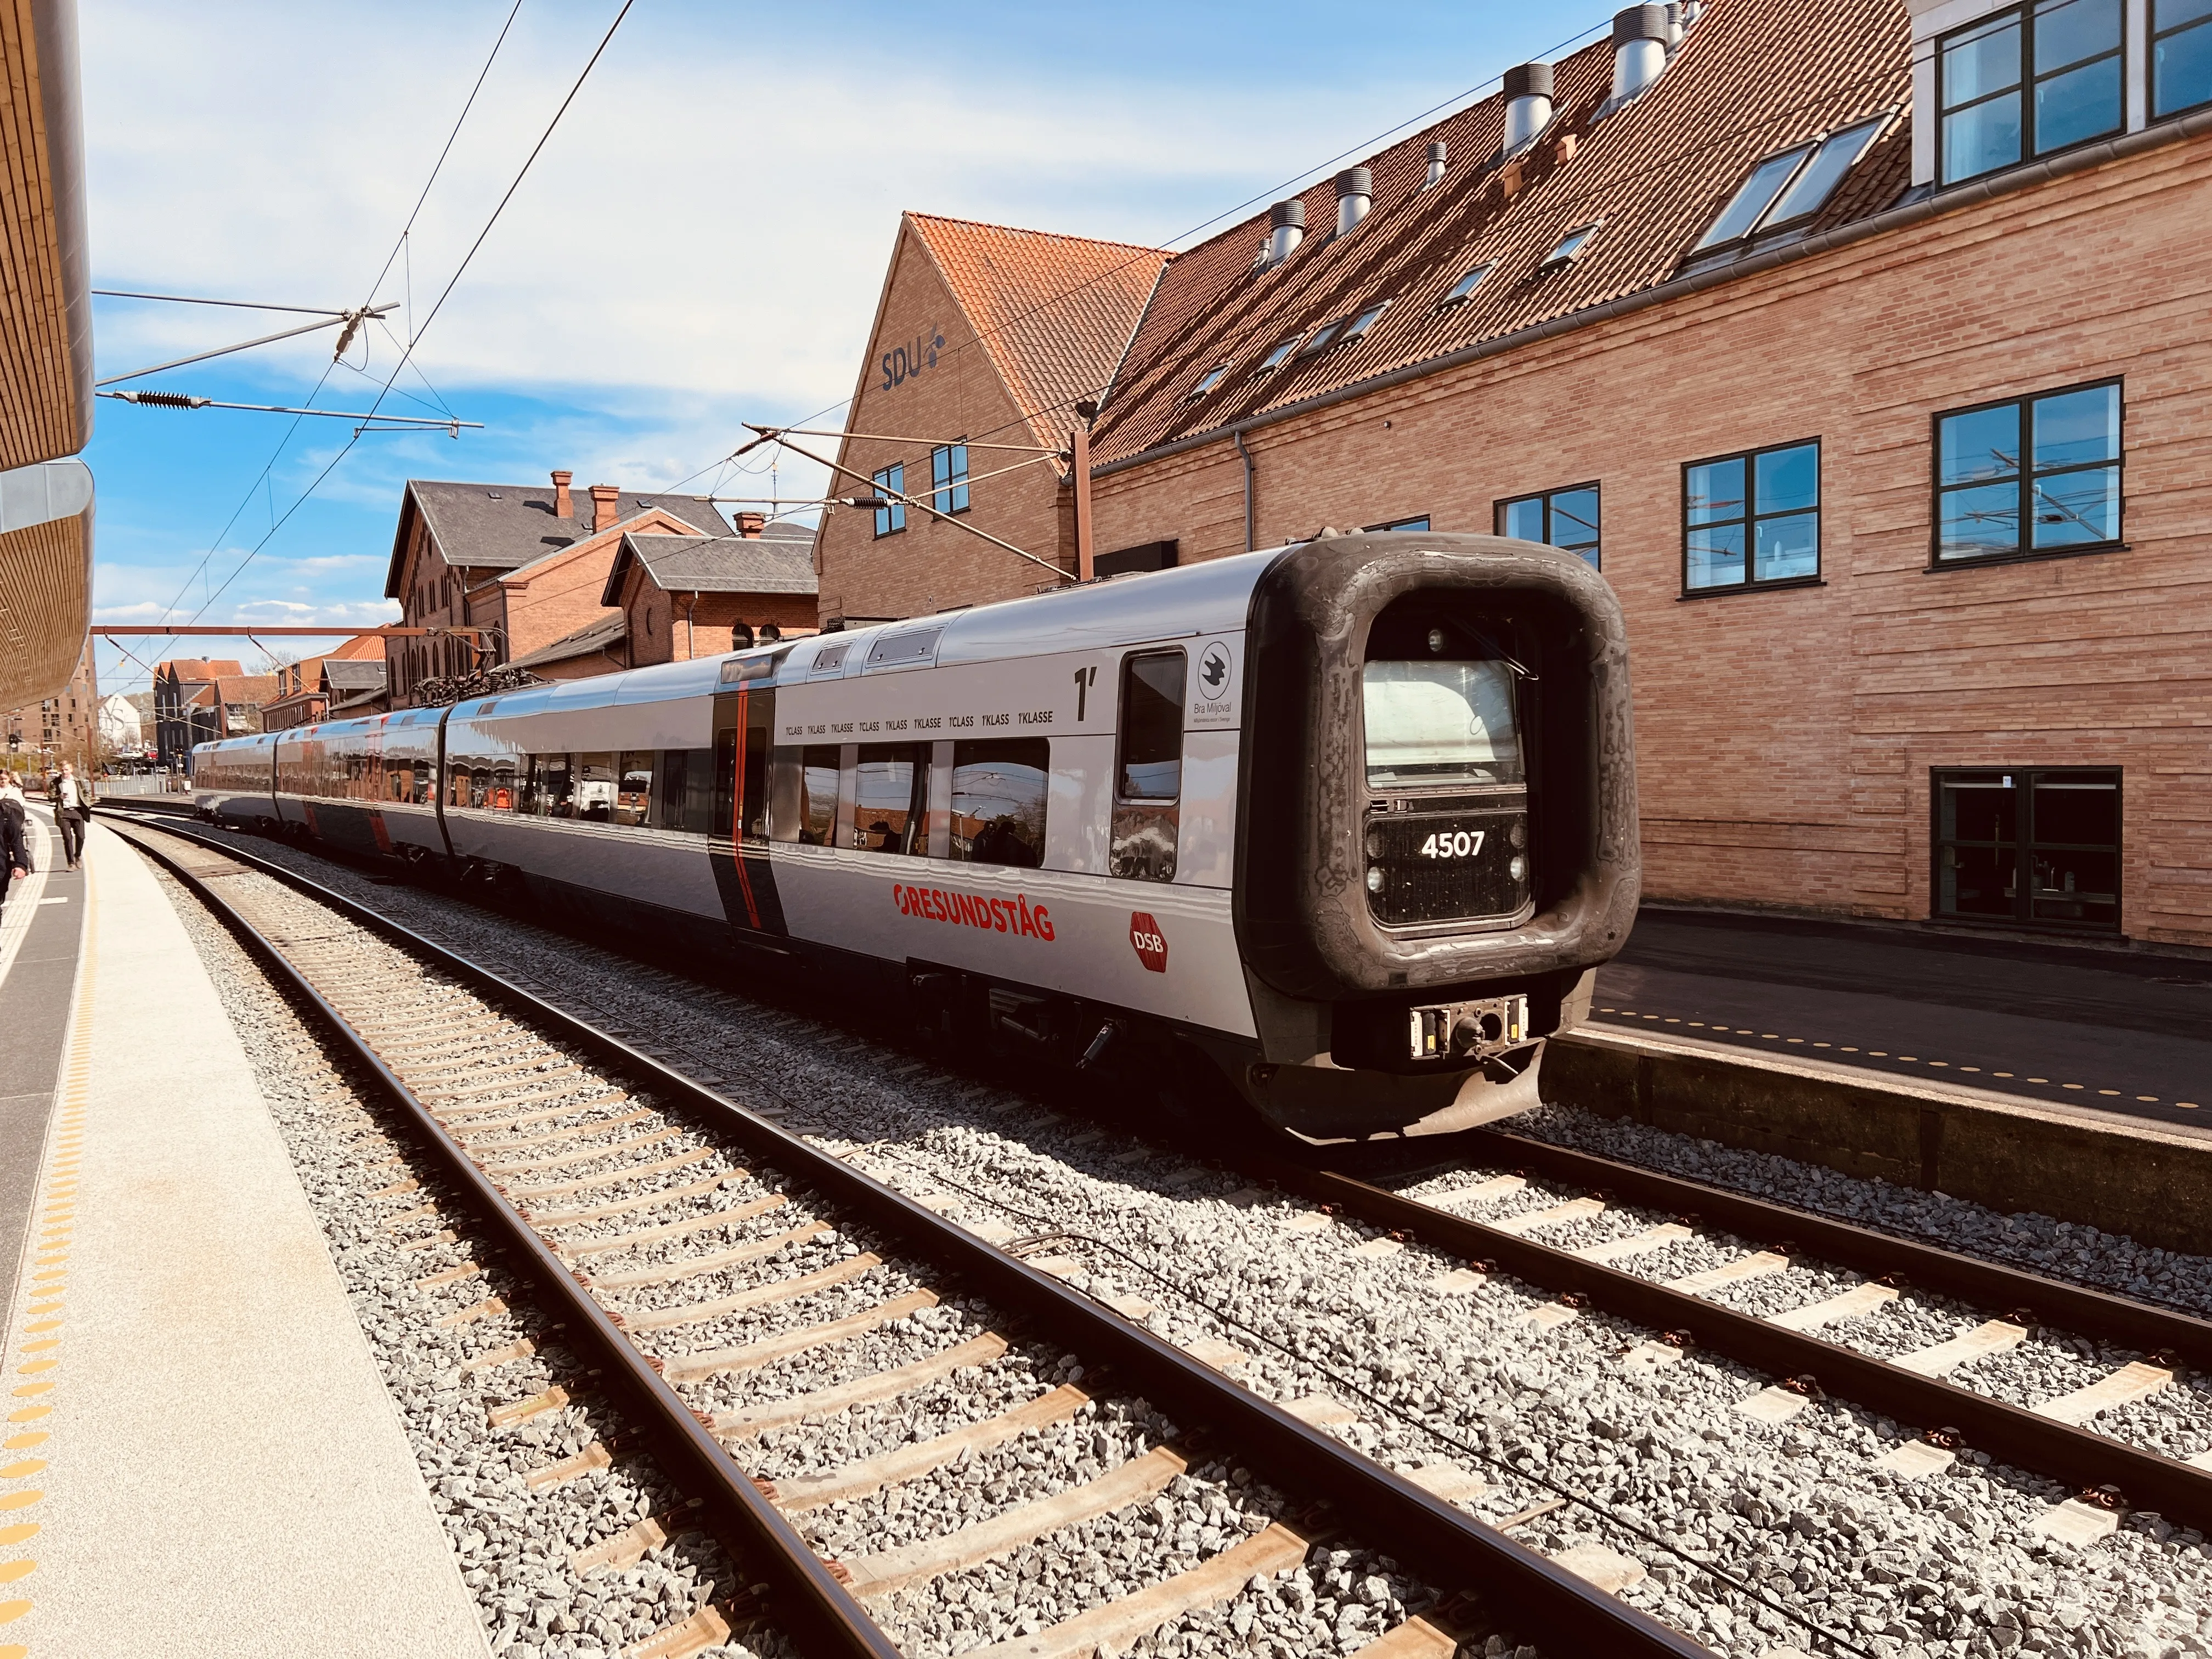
xmin=1128 ymin=912 xmax=1168 ymax=973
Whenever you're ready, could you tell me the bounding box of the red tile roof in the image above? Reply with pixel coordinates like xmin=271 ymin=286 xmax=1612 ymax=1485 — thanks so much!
xmin=906 ymin=214 xmax=1169 ymax=450
xmin=1091 ymin=0 xmax=1910 ymax=467
xmin=159 ymin=658 xmax=246 ymax=683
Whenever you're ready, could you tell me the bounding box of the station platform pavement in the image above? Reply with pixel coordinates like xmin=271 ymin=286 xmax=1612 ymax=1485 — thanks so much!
xmin=1593 ymin=905 xmax=2212 ymax=1133
xmin=0 ymin=813 xmax=490 ymax=1658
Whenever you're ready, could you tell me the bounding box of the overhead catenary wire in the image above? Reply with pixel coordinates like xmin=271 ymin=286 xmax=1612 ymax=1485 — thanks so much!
xmin=148 ymin=0 xmax=630 ymax=661
xmin=126 ymin=0 xmax=531 ymax=670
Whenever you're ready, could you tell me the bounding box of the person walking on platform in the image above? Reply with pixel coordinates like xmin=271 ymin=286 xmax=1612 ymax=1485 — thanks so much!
xmin=49 ymin=761 xmax=90 ymax=870
xmin=0 ymin=778 xmax=29 ymax=926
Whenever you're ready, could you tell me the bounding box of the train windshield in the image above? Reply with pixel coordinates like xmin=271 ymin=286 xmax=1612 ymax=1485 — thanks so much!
xmin=1362 ymin=661 xmax=1521 ymax=788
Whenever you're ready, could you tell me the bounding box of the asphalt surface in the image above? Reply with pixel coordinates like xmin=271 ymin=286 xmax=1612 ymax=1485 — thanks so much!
xmin=0 ymin=812 xmax=80 ymax=1324
xmin=1591 ymin=908 xmax=2212 ymax=1132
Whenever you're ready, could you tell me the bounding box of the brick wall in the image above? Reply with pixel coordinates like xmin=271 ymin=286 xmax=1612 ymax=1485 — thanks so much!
xmin=815 ymin=222 xmax=1075 ymax=624
xmin=1086 ymin=137 xmax=2212 ymax=948
xmin=622 ymin=574 xmax=817 ymax=667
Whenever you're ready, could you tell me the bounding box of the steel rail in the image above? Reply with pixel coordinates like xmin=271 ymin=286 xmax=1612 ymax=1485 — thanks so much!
xmin=1330 ymin=1126 xmax=2212 ymax=1373
xmin=110 ymin=821 xmax=907 ymax=1659
xmin=1255 ymin=1149 xmax=2212 ymax=1532
xmin=105 ymin=808 xmax=1713 ymax=1659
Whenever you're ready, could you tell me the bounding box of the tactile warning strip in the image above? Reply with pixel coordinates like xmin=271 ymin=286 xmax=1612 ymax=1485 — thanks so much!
xmin=1 ymin=861 xmax=93 ymax=1658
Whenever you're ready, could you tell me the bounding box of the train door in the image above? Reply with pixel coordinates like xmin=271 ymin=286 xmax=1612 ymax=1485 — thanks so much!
xmin=709 ymin=665 xmax=789 ymax=937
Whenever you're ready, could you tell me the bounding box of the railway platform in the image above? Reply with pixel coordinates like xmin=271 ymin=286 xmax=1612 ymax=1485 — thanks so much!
xmin=0 ymin=815 xmax=490 ymax=1658
xmin=1593 ymin=905 xmax=2212 ymax=1130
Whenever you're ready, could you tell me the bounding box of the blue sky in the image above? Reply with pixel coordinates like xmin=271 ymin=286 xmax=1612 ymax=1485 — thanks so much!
xmin=83 ymin=0 xmax=1603 ymax=696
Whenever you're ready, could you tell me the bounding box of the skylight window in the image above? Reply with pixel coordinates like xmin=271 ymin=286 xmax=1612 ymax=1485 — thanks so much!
xmin=1692 ymin=116 xmax=1888 ymax=252
xmin=1440 ymin=263 xmax=1494 ymax=306
xmin=1341 ymin=301 xmax=1390 ymax=341
xmin=1297 ymin=319 xmax=1347 ymax=358
xmin=1190 ymin=362 xmax=1232 ymax=399
xmin=1539 ymin=223 xmax=1599 ymax=267
xmin=1258 ymin=337 xmax=1302 ymax=371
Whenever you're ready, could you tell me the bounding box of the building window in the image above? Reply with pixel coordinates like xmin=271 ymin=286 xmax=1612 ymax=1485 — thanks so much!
xmin=1933 ymin=380 xmax=2120 ymax=565
xmin=1257 ymin=337 xmax=1301 ymax=372
xmin=1498 ymin=485 xmax=1601 ymax=569
xmin=872 ymin=464 xmax=905 ymax=537
xmin=1365 ymin=516 xmax=1432 ymax=532
xmin=1539 ymin=223 xmax=1599 ymax=267
xmin=1341 ymin=302 xmax=1390 ymax=341
xmin=930 ymin=444 xmax=969 ymax=514
xmin=1690 ymin=117 xmax=1888 ymax=251
xmin=1683 ymin=441 xmax=1820 ymax=592
xmin=1297 ymin=318 xmax=1347 ymax=358
xmin=1440 ymin=264 xmax=1494 ymax=306
xmin=1933 ymin=766 xmax=2120 ymax=931
xmin=2153 ymin=0 xmax=2212 ymax=117
xmin=1938 ymin=0 xmax=2123 ymax=186
xmin=1190 ymin=363 xmax=1232 ymax=399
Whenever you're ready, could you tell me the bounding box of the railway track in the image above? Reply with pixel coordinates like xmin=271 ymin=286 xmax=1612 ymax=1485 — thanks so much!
xmin=110 ymin=812 xmax=1712 ymax=1659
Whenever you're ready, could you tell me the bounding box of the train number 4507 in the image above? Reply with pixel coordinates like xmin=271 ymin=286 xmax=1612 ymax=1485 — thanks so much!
xmin=1418 ymin=830 xmax=1485 ymax=860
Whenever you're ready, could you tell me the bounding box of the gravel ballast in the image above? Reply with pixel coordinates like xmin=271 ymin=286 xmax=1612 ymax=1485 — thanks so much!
xmin=173 ymin=830 xmax=2212 ymax=1659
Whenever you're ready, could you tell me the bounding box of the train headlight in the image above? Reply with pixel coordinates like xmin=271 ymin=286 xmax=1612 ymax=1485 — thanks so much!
xmin=1365 ymin=866 xmax=1384 ymax=892
xmin=1509 ymin=855 xmax=1527 ymax=881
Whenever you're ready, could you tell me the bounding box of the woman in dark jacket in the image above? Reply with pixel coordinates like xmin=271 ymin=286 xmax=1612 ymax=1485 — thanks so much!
xmin=0 ymin=786 xmax=30 ymax=929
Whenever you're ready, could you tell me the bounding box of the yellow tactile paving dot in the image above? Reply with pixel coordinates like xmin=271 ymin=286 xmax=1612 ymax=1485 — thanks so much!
xmin=1596 ymin=1007 xmax=2190 ymax=1107
xmin=0 ymin=873 xmax=91 ymax=1658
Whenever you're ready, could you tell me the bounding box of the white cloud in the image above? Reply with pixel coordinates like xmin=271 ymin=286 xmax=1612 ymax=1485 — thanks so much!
xmin=81 ymin=2 xmax=1435 ymax=417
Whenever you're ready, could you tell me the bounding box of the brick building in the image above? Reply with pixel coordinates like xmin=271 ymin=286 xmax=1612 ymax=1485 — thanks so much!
xmin=821 ymin=0 xmax=2212 ymax=952
xmin=153 ymin=657 xmax=244 ymax=767
xmin=600 ymin=516 xmax=817 ymax=668
xmin=1 ymin=640 xmax=97 ymax=775
xmin=382 ymin=471 xmax=731 ymax=705
xmin=262 ymin=633 xmax=388 ymax=730
xmin=812 ymin=215 xmax=1167 ymax=626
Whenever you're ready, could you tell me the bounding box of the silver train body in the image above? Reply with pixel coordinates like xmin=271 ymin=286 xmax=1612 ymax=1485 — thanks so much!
xmin=193 ymin=532 xmax=1640 ymax=1139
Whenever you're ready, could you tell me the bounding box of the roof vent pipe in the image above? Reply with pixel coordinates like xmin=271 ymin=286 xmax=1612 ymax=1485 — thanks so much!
xmin=1502 ymin=62 xmax=1554 ymax=156
xmin=1611 ymin=4 xmax=1671 ymax=104
xmin=1267 ymin=199 xmax=1305 ymax=266
xmin=1425 ymin=140 xmax=1448 ymax=188
xmin=1334 ymin=167 xmax=1372 ymax=236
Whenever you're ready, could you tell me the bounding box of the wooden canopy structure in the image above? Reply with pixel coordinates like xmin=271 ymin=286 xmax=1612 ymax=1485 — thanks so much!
xmin=0 ymin=0 xmax=93 ymax=709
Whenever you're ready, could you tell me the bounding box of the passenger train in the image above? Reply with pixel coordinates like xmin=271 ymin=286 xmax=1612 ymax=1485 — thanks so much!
xmin=193 ymin=531 xmax=1639 ymax=1140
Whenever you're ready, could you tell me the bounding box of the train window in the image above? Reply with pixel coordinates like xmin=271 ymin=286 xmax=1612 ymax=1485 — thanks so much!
xmin=1362 ymin=661 xmax=1522 ymax=789
xmin=739 ymin=730 xmax=772 ymax=843
xmin=1115 ymin=651 xmax=1185 ymax=802
xmin=614 ymin=752 xmax=653 ymax=827
xmin=653 ymin=748 xmax=715 ymax=833
xmin=533 ymin=753 xmax=575 ymax=818
xmin=798 ymin=746 xmax=839 ymax=845
xmin=949 ymin=740 xmax=1047 ymax=868
xmin=577 ymin=753 xmax=617 ymax=822
xmin=853 ymin=743 xmax=927 ymax=854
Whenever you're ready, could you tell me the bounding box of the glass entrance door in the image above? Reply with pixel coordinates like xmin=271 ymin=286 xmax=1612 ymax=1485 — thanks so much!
xmin=1933 ymin=768 xmax=2121 ymax=932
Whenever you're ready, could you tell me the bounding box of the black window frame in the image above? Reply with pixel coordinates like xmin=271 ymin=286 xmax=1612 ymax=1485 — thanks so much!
xmin=2153 ymin=0 xmax=2212 ymax=117
xmin=1928 ymin=376 xmax=2124 ymax=571
xmin=1114 ymin=649 xmax=1187 ymax=805
xmin=1364 ymin=516 xmax=1432 ymax=532
xmin=930 ymin=443 xmax=969 ymax=515
xmin=1937 ymin=0 xmax=2126 ymax=188
xmin=1679 ymin=438 xmax=1823 ymax=597
xmin=871 ymin=463 xmax=906 ymax=537
xmin=1495 ymin=482 xmax=1601 ymax=571
xmin=1929 ymin=764 xmax=2123 ymax=934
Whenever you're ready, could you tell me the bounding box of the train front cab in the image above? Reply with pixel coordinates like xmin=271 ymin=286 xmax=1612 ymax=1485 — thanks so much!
xmin=1227 ymin=530 xmax=1639 ymax=1142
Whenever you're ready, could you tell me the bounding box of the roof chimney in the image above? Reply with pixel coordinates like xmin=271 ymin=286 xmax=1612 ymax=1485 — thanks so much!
xmin=1425 ymin=140 xmax=1448 ymax=188
xmin=1610 ymin=4 xmax=1671 ymax=105
xmin=1266 ymin=199 xmax=1305 ymax=268
xmin=1503 ymin=62 xmax=1555 ymax=157
xmin=551 ymin=469 xmax=573 ymax=518
xmin=735 ymin=511 xmax=766 ymax=539
xmin=589 ymin=483 xmax=620 ymax=534
xmin=1334 ymin=167 xmax=1372 ymax=237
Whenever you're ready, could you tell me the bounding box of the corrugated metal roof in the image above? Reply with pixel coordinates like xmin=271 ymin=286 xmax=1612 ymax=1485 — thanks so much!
xmin=1092 ymin=0 xmax=1911 ymax=466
